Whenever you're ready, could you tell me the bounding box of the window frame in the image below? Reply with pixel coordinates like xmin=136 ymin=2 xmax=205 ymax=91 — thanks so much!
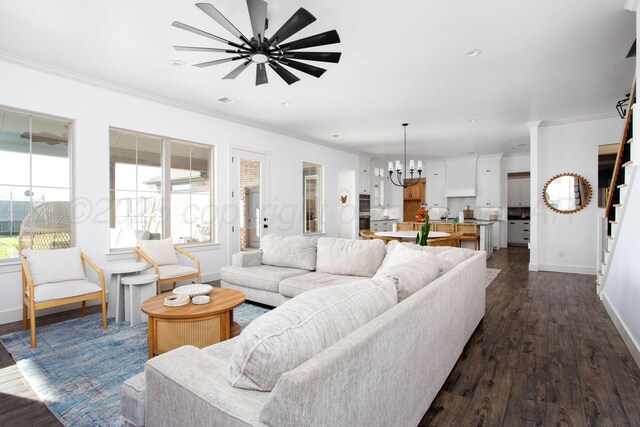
xmin=302 ymin=161 xmax=324 ymax=235
xmin=108 ymin=127 xmax=215 ymax=252
xmin=0 ymin=106 xmax=74 ymax=263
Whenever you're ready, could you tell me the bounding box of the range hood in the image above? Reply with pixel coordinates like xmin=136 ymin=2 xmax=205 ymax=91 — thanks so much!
xmin=444 ymin=157 xmax=477 ymax=197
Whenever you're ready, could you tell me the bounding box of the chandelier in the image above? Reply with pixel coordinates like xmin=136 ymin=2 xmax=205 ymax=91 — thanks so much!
xmin=388 ymin=123 xmax=422 ymax=188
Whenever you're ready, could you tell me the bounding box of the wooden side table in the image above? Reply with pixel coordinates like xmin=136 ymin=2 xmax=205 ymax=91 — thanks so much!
xmin=141 ymin=288 xmax=245 ymax=358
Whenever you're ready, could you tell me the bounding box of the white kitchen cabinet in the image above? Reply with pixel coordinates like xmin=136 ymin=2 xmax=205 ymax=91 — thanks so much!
xmin=425 ymin=161 xmax=446 ymax=207
xmin=508 ymin=177 xmax=530 ymax=207
xmin=476 ymin=155 xmax=502 ymax=207
xmin=359 ymin=172 xmax=370 ymax=194
xmin=370 ymin=220 xmax=397 ymax=232
xmin=508 ymin=220 xmax=530 ymax=245
xmin=445 ymin=157 xmax=477 ymax=197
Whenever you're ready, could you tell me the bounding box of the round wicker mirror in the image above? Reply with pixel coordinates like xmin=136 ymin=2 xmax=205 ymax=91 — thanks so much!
xmin=542 ymin=173 xmax=592 ymax=214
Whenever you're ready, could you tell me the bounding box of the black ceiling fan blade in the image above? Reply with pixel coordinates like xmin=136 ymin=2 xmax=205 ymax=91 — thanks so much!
xmin=223 ymin=60 xmax=252 ymax=80
xmin=268 ymin=62 xmax=300 ymax=85
xmin=196 ymin=3 xmax=251 ymax=45
xmin=269 ymin=8 xmax=316 ymax=45
xmin=246 ymin=0 xmax=268 ymax=43
xmin=174 ymin=46 xmax=240 ymax=53
xmin=193 ymin=56 xmax=248 ymax=68
xmin=279 ymin=30 xmax=340 ymax=51
xmin=282 ymin=52 xmax=341 ymax=63
xmin=279 ymin=59 xmax=326 ymax=78
xmin=172 ymin=21 xmax=248 ymax=50
xmin=256 ymin=63 xmax=269 ymax=86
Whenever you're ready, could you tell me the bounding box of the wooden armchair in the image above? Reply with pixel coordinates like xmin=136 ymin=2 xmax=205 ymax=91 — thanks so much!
xmin=22 ymin=247 xmax=107 ymax=348
xmin=135 ymin=238 xmax=201 ymax=294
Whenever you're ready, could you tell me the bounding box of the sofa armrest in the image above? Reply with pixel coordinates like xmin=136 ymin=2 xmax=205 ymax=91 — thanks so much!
xmin=145 ymin=346 xmax=267 ymax=427
xmin=232 ymin=250 xmax=263 ymax=268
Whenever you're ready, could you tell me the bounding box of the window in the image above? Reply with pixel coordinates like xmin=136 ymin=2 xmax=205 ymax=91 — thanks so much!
xmin=109 ymin=129 xmax=213 ymax=250
xmin=303 ymin=162 xmax=323 ymax=234
xmin=0 ymin=109 xmax=72 ymax=260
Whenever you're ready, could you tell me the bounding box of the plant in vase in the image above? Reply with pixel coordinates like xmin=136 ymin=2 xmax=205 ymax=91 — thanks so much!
xmin=416 ymin=212 xmax=430 ymax=246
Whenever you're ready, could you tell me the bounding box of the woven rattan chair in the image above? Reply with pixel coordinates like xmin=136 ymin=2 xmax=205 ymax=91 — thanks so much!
xmin=18 ymin=201 xmax=71 ymax=251
xmin=428 ymin=232 xmax=462 ymax=247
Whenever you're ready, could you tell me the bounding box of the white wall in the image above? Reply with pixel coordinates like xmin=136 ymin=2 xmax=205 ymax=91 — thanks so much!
xmin=0 ymin=58 xmax=359 ymax=323
xmin=531 ymin=117 xmax=620 ymax=274
xmin=337 ymin=168 xmax=357 ymax=238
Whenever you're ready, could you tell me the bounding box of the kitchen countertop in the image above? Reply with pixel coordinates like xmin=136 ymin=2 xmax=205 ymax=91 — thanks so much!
xmin=370 ymin=218 xmax=399 ymax=222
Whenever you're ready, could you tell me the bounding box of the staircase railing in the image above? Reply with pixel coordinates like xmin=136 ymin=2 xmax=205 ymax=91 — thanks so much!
xmin=605 ymin=80 xmax=636 ymax=223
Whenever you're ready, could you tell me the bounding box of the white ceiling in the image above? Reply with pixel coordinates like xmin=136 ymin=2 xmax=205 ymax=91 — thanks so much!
xmin=0 ymin=1 xmax=635 ymax=159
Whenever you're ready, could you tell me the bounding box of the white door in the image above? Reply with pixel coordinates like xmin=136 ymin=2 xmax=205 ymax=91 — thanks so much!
xmin=230 ymin=149 xmax=269 ymax=256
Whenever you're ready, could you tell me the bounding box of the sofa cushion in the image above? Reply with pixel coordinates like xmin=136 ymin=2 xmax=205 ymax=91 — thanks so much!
xmin=261 ymin=234 xmax=318 ymax=271
xmin=220 ymin=265 xmax=309 ymax=293
xmin=23 ymin=247 xmax=87 ymax=286
xmin=121 ymin=372 xmax=146 ymax=427
xmin=316 ymin=237 xmax=386 ymax=277
xmin=380 ymin=239 xmax=400 ymax=267
xmin=139 ymin=238 xmax=179 ymax=266
xmin=27 ymin=279 xmax=102 ymax=303
xmin=228 ymin=277 xmax=398 ymax=391
xmin=278 ymin=272 xmax=364 ymax=298
xmin=374 ymin=244 xmax=440 ymax=302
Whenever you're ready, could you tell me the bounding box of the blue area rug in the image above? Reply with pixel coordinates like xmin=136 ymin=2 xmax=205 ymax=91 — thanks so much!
xmin=0 ymin=303 xmax=270 ymax=426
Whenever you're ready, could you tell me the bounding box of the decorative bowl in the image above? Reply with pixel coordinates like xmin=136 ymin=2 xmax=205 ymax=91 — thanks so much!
xmin=173 ymin=284 xmax=213 ymax=297
xmin=192 ymin=295 xmax=211 ymax=305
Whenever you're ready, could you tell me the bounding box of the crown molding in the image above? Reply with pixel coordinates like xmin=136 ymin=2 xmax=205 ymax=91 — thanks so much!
xmin=625 ymin=0 xmax=640 ymax=12
xmin=0 ymin=51 xmax=367 ymax=157
xmin=539 ymin=111 xmax=619 ymax=127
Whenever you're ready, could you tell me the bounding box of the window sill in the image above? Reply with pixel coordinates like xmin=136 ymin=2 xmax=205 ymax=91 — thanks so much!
xmin=106 ymin=242 xmax=222 ymax=260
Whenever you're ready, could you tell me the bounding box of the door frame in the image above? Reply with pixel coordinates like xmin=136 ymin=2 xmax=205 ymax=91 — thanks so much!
xmin=229 ymin=147 xmax=270 ymax=260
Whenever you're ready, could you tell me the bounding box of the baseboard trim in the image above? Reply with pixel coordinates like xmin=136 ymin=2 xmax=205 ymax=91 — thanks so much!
xmin=602 ymin=291 xmax=640 ymax=370
xmin=537 ymin=264 xmax=596 ymax=275
xmin=528 ymin=263 xmax=539 ymax=271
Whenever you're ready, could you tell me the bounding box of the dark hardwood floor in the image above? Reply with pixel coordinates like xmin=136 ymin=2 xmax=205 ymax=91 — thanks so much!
xmin=1 ymin=247 xmax=639 ymax=426
xmin=420 ymin=247 xmax=640 ymax=426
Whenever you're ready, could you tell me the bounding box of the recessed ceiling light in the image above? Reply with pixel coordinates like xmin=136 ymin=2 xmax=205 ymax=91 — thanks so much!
xmin=468 ymin=119 xmax=477 ymax=123
xmin=171 ymin=59 xmax=186 ymax=66
xmin=216 ymin=96 xmax=236 ymax=105
xmin=464 ymin=49 xmax=482 ymax=58
xmin=503 ymin=138 xmax=509 ymax=142
xmin=468 ymin=151 xmax=476 ymax=155
xmin=331 ymin=134 xmax=341 ymax=138
xmin=281 ymin=101 xmax=291 ymax=106
xmin=518 ymin=143 xmax=528 ymax=147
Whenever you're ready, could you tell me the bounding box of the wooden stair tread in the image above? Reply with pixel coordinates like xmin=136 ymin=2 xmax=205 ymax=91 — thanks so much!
xmin=609 ymin=220 xmax=617 ymax=224
xmin=613 ymin=203 xmax=623 ymax=207
xmin=628 ymin=137 xmax=634 ymax=144
xmin=622 ymin=160 xmax=634 ymax=168
xmin=617 ymin=184 xmax=628 ymax=189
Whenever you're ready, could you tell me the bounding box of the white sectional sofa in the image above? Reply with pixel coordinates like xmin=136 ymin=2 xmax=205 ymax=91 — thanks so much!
xmin=220 ymin=234 xmax=387 ymax=306
xmin=122 ymin=237 xmax=486 ymax=427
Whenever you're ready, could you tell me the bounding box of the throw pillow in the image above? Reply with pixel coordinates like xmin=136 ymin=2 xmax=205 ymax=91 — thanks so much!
xmin=261 ymin=234 xmax=318 ymax=271
xmin=23 ymin=247 xmax=87 ymax=286
xmin=228 ymin=277 xmax=398 ymax=391
xmin=138 ymin=238 xmax=179 ymax=266
xmin=315 ymin=237 xmax=386 ymax=277
xmin=374 ymin=243 xmax=440 ymax=302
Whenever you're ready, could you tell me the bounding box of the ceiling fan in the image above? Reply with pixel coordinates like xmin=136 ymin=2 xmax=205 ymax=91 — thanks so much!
xmin=172 ymin=1 xmax=342 ymax=86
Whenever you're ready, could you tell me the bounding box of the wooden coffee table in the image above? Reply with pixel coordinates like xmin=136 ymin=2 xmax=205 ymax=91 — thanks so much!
xmin=141 ymin=287 xmax=245 ymax=358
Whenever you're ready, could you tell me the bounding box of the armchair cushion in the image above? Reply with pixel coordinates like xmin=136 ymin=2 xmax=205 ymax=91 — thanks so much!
xmin=23 ymin=247 xmax=86 ymax=286
xmin=157 ymin=265 xmax=198 ymax=280
xmin=138 ymin=238 xmax=179 ymax=266
xmin=27 ymin=279 xmax=102 ymax=303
